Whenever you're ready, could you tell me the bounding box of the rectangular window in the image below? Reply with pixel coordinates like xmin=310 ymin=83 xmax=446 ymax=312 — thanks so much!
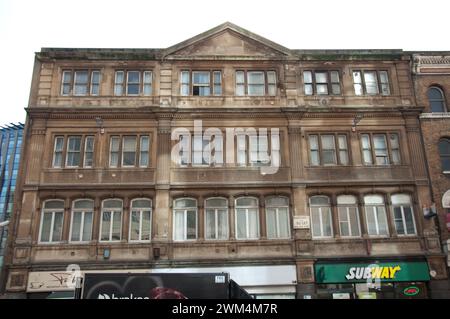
xmin=338 ymin=206 xmax=361 ymax=237
xmin=130 ymin=209 xmax=152 ymax=241
xmin=235 ymin=70 xmax=276 ymax=96
xmin=109 ymin=135 xmax=149 ymax=168
xmin=66 ymin=136 xmax=82 ymax=167
xmin=61 ymin=71 xmax=72 ymax=95
xmin=315 ymin=72 xmax=328 ymax=95
xmin=90 ymin=71 xmax=100 ymax=95
xmin=308 ymin=134 xmax=348 ymax=166
xmin=303 ymin=70 xmax=341 ymax=95
xmin=100 ymin=211 xmax=122 ymax=241
xmin=330 ymin=71 xmax=341 ymax=95
xmin=364 ymin=71 xmax=379 ymax=95
xmin=353 ymin=70 xmax=390 ymax=96
xmin=109 ymin=136 xmax=120 ymax=168
xmin=180 ymin=71 xmax=190 ymax=96
xmin=393 ymin=206 xmax=416 ymax=235
xmin=361 ymin=134 xmax=373 ymax=164
xmin=122 ymin=136 xmax=137 ymax=167
xmin=143 ymin=71 xmax=152 ymax=96
xmin=266 ymin=207 xmax=290 ymax=239
xmin=338 ymin=135 xmax=349 ymax=165
xmin=83 ymin=136 xmax=94 ymax=168
xmin=365 ymin=205 xmax=389 ymax=236
xmin=61 ymin=70 xmax=100 ymax=96
xmin=353 ymin=71 xmax=363 ymax=96
xmin=70 ymin=211 xmax=93 ymax=242
xmin=213 ymin=71 xmax=222 ymax=96
xmin=236 ymin=208 xmax=259 ymax=239
xmin=379 ymin=71 xmax=390 ymax=95
xmin=373 ymin=134 xmax=389 ymax=165
xmin=303 ymin=71 xmax=313 ymax=95
xmin=267 ymin=71 xmax=277 ymax=96
xmin=126 ymin=71 xmax=140 ymax=95
xmin=247 ymin=71 xmax=265 ymax=96
xmin=173 ymin=210 xmax=197 ymax=241
xmin=114 ymin=71 xmax=124 ymax=96
xmin=321 ymin=135 xmax=337 ymax=165
xmin=139 ymin=136 xmax=150 ymax=167
xmin=309 ymin=135 xmax=320 ymax=165
xmin=192 ymin=71 xmax=210 ymax=96
xmin=310 ymin=206 xmax=333 ymax=238
xmin=205 ymin=208 xmax=228 ymax=240
xmin=52 ymin=136 xmax=64 ymax=168
xmin=39 ymin=211 xmax=64 ymax=243
xmin=361 ymin=133 xmax=401 ymax=166
xmin=237 ymin=134 xmax=247 ymax=166
xmin=249 ymin=133 xmax=270 ymax=166
xmin=235 ymin=71 xmax=245 ymax=96
xmin=389 ymin=133 xmax=401 ymax=164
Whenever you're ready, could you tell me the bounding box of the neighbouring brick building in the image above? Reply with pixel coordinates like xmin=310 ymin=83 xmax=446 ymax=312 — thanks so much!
xmin=2 ymin=23 xmax=449 ymax=299
xmin=413 ymin=53 xmax=450 ymax=297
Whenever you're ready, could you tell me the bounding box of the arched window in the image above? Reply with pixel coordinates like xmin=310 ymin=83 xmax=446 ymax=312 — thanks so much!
xmin=265 ymin=196 xmax=290 ymax=239
xmin=309 ymin=195 xmax=333 ymax=238
xmin=235 ymin=197 xmax=259 ymax=239
xmin=439 ymin=138 xmax=450 ymax=172
xmin=337 ymin=195 xmax=361 ymax=237
xmin=391 ymin=194 xmax=416 ymax=236
xmin=205 ymin=197 xmax=228 ymax=240
xmin=364 ymin=195 xmax=388 ymax=236
xmin=173 ymin=198 xmax=197 ymax=241
xmin=39 ymin=200 xmax=65 ymax=243
xmin=428 ymin=87 xmax=447 ymax=112
xmin=100 ymin=199 xmax=123 ymax=242
xmin=70 ymin=199 xmax=94 ymax=242
xmin=129 ymin=198 xmax=152 ymax=242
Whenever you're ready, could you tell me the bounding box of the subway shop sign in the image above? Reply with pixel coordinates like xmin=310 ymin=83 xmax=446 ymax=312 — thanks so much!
xmin=315 ymin=261 xmax=430 ymax=283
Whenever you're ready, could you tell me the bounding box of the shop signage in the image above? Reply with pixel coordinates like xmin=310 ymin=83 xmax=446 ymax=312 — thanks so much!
xmin=403 ymin=286 xmax=420 ymax=296
xmin=293 ymin=216 xmax=310 ymax=229
xmin=27 ymin=271 xmax=75 ymax=292
xmin=315 ymin=261 xmax=430 ymax=284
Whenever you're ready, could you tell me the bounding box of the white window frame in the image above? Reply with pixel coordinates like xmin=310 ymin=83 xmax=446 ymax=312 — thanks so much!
xmin=38 ymin=200 xmax=65 ymax=244
xmin=337 ymin=196 xmax=361 ymax=238
xmin=83 ymin=136 xmax=95 ymax=168
xmin=69 ymin=199 xmax=94 ymax=243
xmin=52 ymin=136 xmax=64 ymax=168
xmin=65 ymin=136 xmax=82 ymax=168
xmin=90 ymin=70 xmax=101 ymax=96
xmin=121 ymin=136 xmax=137 ymax=168
xmin=143 ymin=71 xmax=153 ymax=96
xmin=128 ymin=198 xmax=152 ymax=243
xmin=173 ymin=198 xmax=198 ymax=241
xmin=99 ymin=199 xmax=123 ymax=242
xmin=265 ymin=197 xmax=290 ymax=239
xmin=204 ymin=197 xmax=229 ymax=240
xmin=235 ymin=197 xmax=260 ymax=240
xmin=391 ymin=194 xmax=417 ymax=236
xmin=126 ymin=70 xmax=141 ymax=96
xmin=309 ymin=196 xmax=333 ymax=239
xmin=364 ymin=195 xmax=389 ymax=237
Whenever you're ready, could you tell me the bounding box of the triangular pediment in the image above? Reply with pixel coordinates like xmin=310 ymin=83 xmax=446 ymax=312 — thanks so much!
xmin=164 ymin=22 xmax=292 ymax=58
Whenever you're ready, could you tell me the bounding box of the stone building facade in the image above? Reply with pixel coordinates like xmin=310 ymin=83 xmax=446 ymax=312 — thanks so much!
xmin=2 ymin=23 xmax=448 ymax=298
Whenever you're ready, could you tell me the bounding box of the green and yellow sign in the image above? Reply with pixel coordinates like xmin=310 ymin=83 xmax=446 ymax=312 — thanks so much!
xmin=315 ymin=261 xmax=430 ymax=283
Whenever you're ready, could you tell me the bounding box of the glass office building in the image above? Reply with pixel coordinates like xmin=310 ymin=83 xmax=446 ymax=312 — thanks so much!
xmin=0 ymin=123 xmax=24 ymax=269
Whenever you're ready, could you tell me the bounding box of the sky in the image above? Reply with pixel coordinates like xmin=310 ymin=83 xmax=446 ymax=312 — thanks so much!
xmin=0 ymin=0 xmax=449 ymax=125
